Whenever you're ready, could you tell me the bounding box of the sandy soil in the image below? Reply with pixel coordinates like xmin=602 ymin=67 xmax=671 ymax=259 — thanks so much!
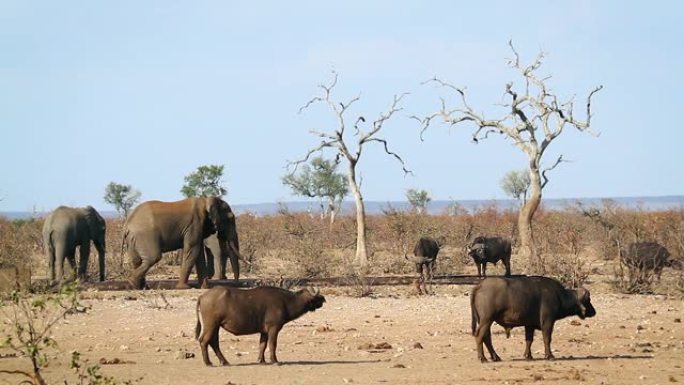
xmin=1 ymin=284 xmax=683 ymax=385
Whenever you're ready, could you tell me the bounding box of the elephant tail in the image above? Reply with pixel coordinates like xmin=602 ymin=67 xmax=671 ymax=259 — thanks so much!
xmin=195 ymin=297 xmax=203 ymax=341
xmin=44 ymin=230 xmax=54 ymax=254
xmin=121 ymin=228 xmax=129 ymax=256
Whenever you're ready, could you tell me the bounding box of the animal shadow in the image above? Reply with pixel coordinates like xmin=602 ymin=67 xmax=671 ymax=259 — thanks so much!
xmin=234 ymin=359 xmax=380 ymax=367
xmin=510 ymin=354 xmax=653 ymax=362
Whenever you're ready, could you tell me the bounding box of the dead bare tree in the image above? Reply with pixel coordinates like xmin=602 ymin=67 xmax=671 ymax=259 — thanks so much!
xmin=416 ymin=41 xmax=602 ymax=272
xmin=289 ymin=71 xmax=410 ymax=266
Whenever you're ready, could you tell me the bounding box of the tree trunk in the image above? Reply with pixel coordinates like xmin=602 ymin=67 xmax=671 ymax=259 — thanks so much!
xmin=328 ymin=197 xmax=337 ymax=229
xmin=518 ymin=164 xmax=543 ymax=273
xmin=347 ymin=163 xmax=368 ymax=265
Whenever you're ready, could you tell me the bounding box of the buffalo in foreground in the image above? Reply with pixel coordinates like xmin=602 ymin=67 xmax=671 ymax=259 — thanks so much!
xmin=195 ymin=286 xmax=325 ymax=366
xmin=405 ymin=237 xmax=441 ymax=294
xmin=467 ymin=236 xmax=512 ymax=277
xmin=470 ymin=276 xmax=596 ymax=362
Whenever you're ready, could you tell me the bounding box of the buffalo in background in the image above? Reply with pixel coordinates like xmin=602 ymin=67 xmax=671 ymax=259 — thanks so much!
xmin=467 ymin=236 xmax=512 ymax=277
xmin=405 ymin=237 xmax=441 ymax=294
xmin=621 ymin=241 xmax=681 ymax=282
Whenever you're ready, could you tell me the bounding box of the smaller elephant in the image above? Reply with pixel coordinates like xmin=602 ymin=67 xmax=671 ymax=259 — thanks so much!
xmin=42 ymin=205 xmax=106 ymax=284
xmin=203 ymin=233 xmax=240 ymax=281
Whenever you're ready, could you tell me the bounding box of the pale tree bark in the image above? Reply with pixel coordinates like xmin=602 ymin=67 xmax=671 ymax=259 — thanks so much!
xmin=289 ymin=71 xmax=410 ymax=266
xmin=417 ymin=41 xmax=601 ymax=272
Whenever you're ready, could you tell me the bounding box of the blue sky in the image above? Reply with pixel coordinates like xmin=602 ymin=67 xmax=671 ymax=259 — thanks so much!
xmin=1 ymin=1 xmax=682 ymax=212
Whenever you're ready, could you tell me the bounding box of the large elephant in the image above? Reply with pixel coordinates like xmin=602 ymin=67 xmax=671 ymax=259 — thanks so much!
xmin=203 ymin=233 xmax=240 ymax=281
xmin=123 ymin=196 xmax=241 ymax=289
xmin=42 ymin=206 xmax=106 ymax=284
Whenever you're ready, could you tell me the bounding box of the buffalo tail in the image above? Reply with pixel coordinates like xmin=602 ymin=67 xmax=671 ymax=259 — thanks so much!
xmin=470 ymin=287 xmax=479 ymax=336
xmin=194 ymin=298 xmax=202 ymax=341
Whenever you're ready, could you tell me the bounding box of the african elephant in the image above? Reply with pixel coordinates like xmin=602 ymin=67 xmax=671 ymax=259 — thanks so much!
xmin=42 ymin=206 xmax=106 ymax=284
xmin=203 ymin=233 xmax=240 ymax=281
xmin=123 ymin=197 xmax=241 ymax=289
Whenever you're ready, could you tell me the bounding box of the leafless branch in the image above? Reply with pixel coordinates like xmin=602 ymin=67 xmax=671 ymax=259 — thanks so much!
xmin=541 ymin=154 xmax=567 ymax=188
xmin=365 ymin=137 xmax=412 ymax=175
xmin=287 ymin=140 xmax=337 ymax=173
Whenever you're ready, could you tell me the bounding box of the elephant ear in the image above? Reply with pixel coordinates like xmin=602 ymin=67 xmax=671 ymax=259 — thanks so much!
xmin=205 ymin=197 xmax=225 ymax=238
xmin=84 ymin=206 xmax=105 ymax=232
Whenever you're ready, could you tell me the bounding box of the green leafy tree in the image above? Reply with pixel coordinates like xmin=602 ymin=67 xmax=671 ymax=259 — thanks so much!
xmin=406 ymin=188 xmax=431 ymax=214
xmin=103 ymin=182 xmax=141 ymax=217
xmin=282 ymin=157 xmax=348 ymax=226
xmin=500 ymin=169 xmax=531 ymax=205
xmin=181 ymin=164 xmax=227 ymax=197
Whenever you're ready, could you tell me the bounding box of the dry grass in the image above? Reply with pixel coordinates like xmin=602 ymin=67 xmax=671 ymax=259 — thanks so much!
xmin=2 ymin=202 xmax=683 ymax=294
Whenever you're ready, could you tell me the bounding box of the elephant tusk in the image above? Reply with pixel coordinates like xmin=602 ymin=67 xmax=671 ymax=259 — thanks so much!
xmin=230 ymin=241 xmax=253 ymax=265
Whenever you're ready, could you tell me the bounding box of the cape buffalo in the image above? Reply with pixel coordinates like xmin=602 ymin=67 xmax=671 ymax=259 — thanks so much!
xmin=195 ymin=286 xmax=325 ymax=366
xmin=622 ymin=242 xmax=681 ymax=281
xmin=470 ymin=276 xmax=596 ymax=362
xmin=405 ymin=237 xmax=441 ymax=294
xmin=467 ymin=236 xmax=512 ymax=277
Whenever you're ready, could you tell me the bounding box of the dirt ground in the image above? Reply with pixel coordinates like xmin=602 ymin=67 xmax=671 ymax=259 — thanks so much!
xmin=1 ymin=282 xmax=683 ymax=385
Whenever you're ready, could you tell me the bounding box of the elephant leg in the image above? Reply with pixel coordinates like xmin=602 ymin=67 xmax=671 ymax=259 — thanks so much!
xmin=46 ymin=242 xmax=56 ymax=283
xmin=204 ymin=246 xmax=216 ymax=280
xmin=218 ymin=246 xmax=229 ymax=281
xmin=57 ymin=244 xmax=77 ymax=283
xmin=128 ymin=249 xmax=161 ymax=290
xmin=78 ymin=243 xmax=90 ymax=281
xmin=178 ymin=244 xmax=203 ymax=289
xmin=65 ymin=252 xmax=77 ymax=280
xmin=227 ymin=253 xmax=237 ymax=281
xmin=194 ymin=250 xmax=209 ymax=289
xmin=210 ymin=240 xmax=229 ymax=280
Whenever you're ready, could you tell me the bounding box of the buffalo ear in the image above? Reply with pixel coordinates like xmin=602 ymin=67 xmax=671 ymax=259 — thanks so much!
xmin=575 ymin=288 xmax=590 ymax=302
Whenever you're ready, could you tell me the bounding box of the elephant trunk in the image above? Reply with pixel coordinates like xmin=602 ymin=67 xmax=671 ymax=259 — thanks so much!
xmin=227 ymin=240 xmax=241 ymax=281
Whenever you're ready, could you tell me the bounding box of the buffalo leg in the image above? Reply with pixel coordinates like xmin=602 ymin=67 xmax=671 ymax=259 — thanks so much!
xmin=483 ymin=328 xmax=501 ymax=362
xmin=481 ymin=262 xmax=487 ymax=277
xmin=476 ymin=262 xmax=482 ymax=278
xmin=420 ymin=265 xmax=428 ymax=294
xmin=475 ymin=319 xmax=494 ymax=362
xmin=503 ymin=257 xmax=512 ymax=277
xmin=267 ymin=327 xmax=281 ymax=364
xmin=258 ymin=333 xmax=267 ymax=364
xmin=198 ymin=320 xmax=219 ymax=366
xmin=208 ymin=328 xmax=228 ymax=366
xmin=541 ymin=321 xmax=555 ymax=360
xmin=523 ymin=326 xmax=535 ymax=360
